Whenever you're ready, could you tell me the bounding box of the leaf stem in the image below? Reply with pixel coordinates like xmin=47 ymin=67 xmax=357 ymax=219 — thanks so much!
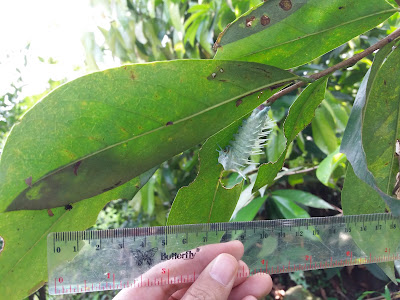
xmin=266 ymin=27 xmax=400 ymax=104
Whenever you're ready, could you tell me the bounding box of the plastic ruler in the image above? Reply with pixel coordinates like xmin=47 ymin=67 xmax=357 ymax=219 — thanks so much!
xmin=47 ymin=213 xmax=400 ymax=295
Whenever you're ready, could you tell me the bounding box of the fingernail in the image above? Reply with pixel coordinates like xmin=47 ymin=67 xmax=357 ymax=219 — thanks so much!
xmin=209 ymin=254 xmax=237 ymax=286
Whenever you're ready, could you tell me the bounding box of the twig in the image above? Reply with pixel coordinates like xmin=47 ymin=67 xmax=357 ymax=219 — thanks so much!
xmin=266 ymin=27 xmax=400 ymax=105
xmin=280 ymin=165 xmax=318 ymax=176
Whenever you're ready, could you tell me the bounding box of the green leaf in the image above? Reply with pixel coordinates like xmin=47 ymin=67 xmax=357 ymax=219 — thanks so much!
xmin=167 ymin=118 xmax=244 ymax=226
xmin=0 ymin=60 xmax=298 ymax=212
xmin=267 ymin=126 xmax=286 ymax=163
xmin=214 ymin=0 xmax=396 ymax=68
xmin=0 ymin=169 xmax=155 ymax=299
xmin=270 ymin=194 xmax=310 ymax=219
xmin=316 ymin=147 xmax=346 ymax=187
xmin=312 ymin=101 xmax=339 ymax=155
xmin=341 ymin=42 xmax=400 ymax=282
xmin=231 ymin=196 xmax=267 ymax=222
xmin=340 ymin=44 xmax=400 ymax=216
xmin=271 ymin=189 xmax=334 ymax=210
xmin=253 ymin=77 xmax=328 ymax=192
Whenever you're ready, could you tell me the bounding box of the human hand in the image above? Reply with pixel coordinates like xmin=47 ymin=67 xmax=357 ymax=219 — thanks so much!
xmin=113 ymin=240 xmax=272 ymax=300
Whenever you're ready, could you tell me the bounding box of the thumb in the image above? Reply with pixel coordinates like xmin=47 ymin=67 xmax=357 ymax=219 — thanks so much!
xmin=182 ymin=253 xmax=238 ymax=300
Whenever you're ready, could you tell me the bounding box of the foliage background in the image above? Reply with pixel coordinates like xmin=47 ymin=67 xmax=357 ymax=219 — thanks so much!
xmin=1 ymin=0 xmax=400 ymax=299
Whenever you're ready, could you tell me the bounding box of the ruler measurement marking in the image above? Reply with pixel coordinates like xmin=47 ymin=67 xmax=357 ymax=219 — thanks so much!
xmin=48 ymin=213 xmax=400 ymax=295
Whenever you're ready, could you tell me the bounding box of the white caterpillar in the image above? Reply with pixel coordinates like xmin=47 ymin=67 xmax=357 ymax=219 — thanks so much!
xmin=217 ymin=106 xmax=274 ymax=178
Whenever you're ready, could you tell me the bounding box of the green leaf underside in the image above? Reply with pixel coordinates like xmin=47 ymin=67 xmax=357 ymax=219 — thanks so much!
xmin=0 ymin=170 xmax=154 ymax=299
xmin=341 ymin=43 xmax=400 ymax=282
xmin=167 ymin=118 xmax=245 ymax=226
xmin=214 ymin=0 xmax=396 ymax=68
xmin=0 ymin=60 xmax=297 ymax=211
xmin=253 ymin=77 xmax=328 ymax=192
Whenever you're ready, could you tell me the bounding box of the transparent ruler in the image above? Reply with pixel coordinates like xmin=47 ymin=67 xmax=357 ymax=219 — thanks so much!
xmin=47 ymin=213 xmax=400 ymax=295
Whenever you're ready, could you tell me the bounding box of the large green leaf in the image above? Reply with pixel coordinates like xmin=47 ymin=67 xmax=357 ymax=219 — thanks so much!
xmin=167 ymin=118 xmax=245 ymax=226
xmin=341 ymin=42 xmax=400 ymax=282
xmin=0 ymin=169 xmax=155 ymax=299
xmin=253 ymin=77 xmax=328 ymax=192
xmin=340 ymin=44 xmax=400 ymax=216
xmin=214 ymin=0 xmax=397 ymax=68
xmin=0 ymin=60 xmax=298 ymax=212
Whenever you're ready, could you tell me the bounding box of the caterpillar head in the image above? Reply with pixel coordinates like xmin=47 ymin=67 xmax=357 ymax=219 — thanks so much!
xmin=217 ymin=147 xmax=230 ymax=170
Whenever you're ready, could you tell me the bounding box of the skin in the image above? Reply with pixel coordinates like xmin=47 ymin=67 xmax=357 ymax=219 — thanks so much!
xmin=114 ymin=241 xmax=272 ymax=300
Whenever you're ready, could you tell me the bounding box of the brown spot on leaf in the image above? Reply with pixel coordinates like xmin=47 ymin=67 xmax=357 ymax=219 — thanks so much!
xmin=260 ymin=15 xmax=270 ymax=26
xmin=135 ymin=184 xmax=140 ymax=189
xmin=73 ymin=161 xmax=82 ymax=176
xmin=123 ymin=66 xmax=127 ymax=70
xmin=338 ymin=6 xmax=344 ymax=9
xmin=384 ymin=80 xmax=387 ymax=85
xmin=246 ymin=16 xmax=256 ymax=27
xmin=279 ymin=0 xmax=292 ymax=10
xmin=47 ymin=209 xmax=54 ymax=217
xmin=236 ymin=99 xmax=243 ymax=107
xmin=166 ymin=121 xmax=173 ymax=126
xmin=130 ymin=70 xmax=136 ymax=80
xmin=25 ymin=176 xmax=33 ymax=187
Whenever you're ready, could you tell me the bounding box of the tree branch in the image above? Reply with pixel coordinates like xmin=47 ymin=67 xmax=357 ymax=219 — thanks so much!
xmin=266 ymin=27 xmax=400 ymax=105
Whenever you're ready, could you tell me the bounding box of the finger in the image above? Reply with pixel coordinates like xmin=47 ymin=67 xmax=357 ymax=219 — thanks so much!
xmin=182 ymin=253 xmax=238 ymax=300
xmin=228 ymin=273 xmax=272 ymax=300
xmin=241 ymin=296 xmax=257 ymax=300
xmin=169 ymin=260 xmax=250 ymax=300
xmin=113 ymin=241 xmax=244 ymax=300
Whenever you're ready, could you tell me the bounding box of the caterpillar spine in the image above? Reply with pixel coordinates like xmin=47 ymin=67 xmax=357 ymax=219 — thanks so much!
xmin=217 ymin=106 xmax=274 ymax=178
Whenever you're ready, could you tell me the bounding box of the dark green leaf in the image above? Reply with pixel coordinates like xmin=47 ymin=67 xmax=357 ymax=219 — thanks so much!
xmin=340 ymin=44 xmax=400 ymax=216
xmin=341 ymin=42 xmax=400 ymax=282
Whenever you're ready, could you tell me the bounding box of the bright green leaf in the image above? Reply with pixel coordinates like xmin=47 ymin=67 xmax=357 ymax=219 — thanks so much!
xmin=167 ymin=118 xmax=244 ymax=226
xmin=0 ymin=60 xmax=298 ymax=212
xmin=316 ymin=147 xmax=346 ymax=187
xmin=253 ymin=77 xmax=328 ymax=192
xmin=214 ymin=0 xmax=396 ymax=68
xmin=312 ymin=101 xmax=339 ymax=155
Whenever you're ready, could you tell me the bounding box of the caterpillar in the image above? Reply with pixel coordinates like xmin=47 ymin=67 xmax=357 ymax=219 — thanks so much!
xmin=217 ymin=106 xmax=274 ymax=178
